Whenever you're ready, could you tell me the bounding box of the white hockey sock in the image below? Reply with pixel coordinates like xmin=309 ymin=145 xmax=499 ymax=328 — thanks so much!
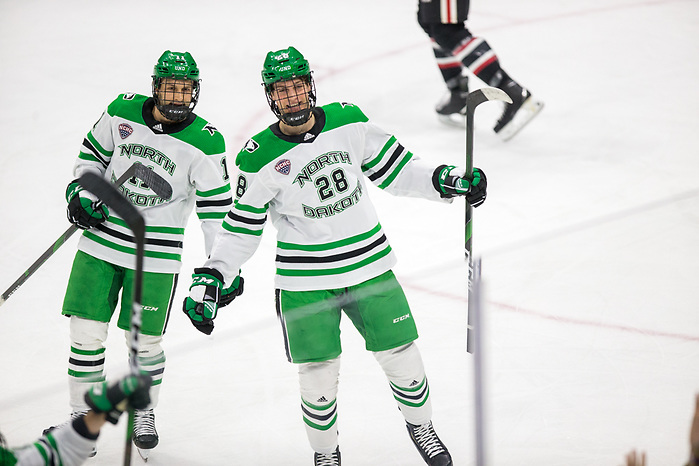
xmin=68 ymin=317 xmax=109 ymax=411
xmin=374 ymin=342 xmax=432 ymax=426
xmin=125 ymin=332 xmax=165 ymax=409
xmin=298 ymin=357 xmax=340 ymax=454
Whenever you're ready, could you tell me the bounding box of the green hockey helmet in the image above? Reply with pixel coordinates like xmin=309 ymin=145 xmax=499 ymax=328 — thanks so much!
xmin=151 ymin=50 xmax=201 ymax=122
xmin=261 ymin=47 xmax=316 ymax=126
xmin=261 ymin=46 xmax=311 ymax=87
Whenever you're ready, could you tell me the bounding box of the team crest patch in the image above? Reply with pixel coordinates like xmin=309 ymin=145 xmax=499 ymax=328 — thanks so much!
xmin=118 ymin=123 xmax=133 ymax=139
xmin=275 ymin=159 xmax=291 ymax=175
xmin=244 ymin=139 xmax=259 ymax=153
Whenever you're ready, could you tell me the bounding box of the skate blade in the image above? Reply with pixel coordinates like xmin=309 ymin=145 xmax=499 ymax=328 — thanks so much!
xmin=437 ymin=113 xmax=466 ymax=128
xmin=137 ymin=448 xmax=151 ymax=461
xmin=497 ymin=96 xmax=544 ymax=141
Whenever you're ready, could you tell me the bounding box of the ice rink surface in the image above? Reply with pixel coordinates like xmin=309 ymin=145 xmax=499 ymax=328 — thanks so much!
xmin=1 ymin=0 xmax=698 ymax=464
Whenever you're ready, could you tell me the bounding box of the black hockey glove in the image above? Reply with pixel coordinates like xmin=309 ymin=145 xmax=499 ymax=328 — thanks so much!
xmin=183 ymin=267 xmax=224 ymax=335
xmin=66 ymin=179 xmax=110 ymax=229
xmin=219 ymin=273 xmax=244 ymax=308
xmin=432 ymin=165 xmax=488 ymax=207
xmin=84 ymin=374 xmax=152 ymax=424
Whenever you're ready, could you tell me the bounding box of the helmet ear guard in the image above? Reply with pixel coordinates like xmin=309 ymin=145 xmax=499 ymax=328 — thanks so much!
xmin=261 ymin=46 xmax=316 ymax=126
xmin=152 ymin=50 xmax=201 ymax=122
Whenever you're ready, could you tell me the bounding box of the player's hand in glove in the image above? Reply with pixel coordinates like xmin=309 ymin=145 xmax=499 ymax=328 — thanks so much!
xmin=219 ymin=273 xmax=244 ymax=308
xmin=84 ymin=374 xmax=152 ymax=424
xmin=66 ymin=179 xmax=110 ymax=229
xmin=183 ymin=267 xmax=224 ymax=335
xmin=433 ymin=164 xmax=488 ymax=207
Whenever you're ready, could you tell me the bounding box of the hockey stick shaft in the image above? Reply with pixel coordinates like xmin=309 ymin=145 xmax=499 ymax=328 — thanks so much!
xmin=1 ymin=165 xmax=133 ymax=306
xmin=77 ymin=172 xmax=146 ymax=466
xmin=464 ymin=87 xmax=511 ymax=354
xmin=0 ymin=164 xmax=172 ymax=307
xmin=470 ymin=257 xmax=487 ymax=466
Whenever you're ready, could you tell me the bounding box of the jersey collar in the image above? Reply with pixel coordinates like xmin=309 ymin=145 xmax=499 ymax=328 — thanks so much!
xmin=270 ymin=107 xmax=326 ymax=143
xmin=142 ymin=98 xmax=196 ymax=134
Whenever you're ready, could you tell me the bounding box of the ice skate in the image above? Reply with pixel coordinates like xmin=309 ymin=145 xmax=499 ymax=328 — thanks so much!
xmin=314 ymin=446 xmax=341 ymax=465
xmin=493 ymin=85 xmax=544 ymax=140
xmin=406 ymin=421 xmax=452 ymax=466
xmin=133 ymin=408 xmax=158 ymax=460
xmin=436 ymin=76 xmax=469 ymax=127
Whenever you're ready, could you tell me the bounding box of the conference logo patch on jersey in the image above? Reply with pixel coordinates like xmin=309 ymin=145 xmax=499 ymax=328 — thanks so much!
xmin=275 ymin=159 xmax=291 ymax=175
xmin=244 ymin=139 xmax=259 ymax=153
xmin=118 ymin=123 xmax=133 ymax=139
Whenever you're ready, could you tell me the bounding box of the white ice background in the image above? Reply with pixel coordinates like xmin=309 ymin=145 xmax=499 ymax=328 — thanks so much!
xmin=1 ymin=0 xmax=698 ymax=464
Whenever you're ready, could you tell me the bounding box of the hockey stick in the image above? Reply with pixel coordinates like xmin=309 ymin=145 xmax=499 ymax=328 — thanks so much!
xmin=78 ymin=172 xmax=146 ymax=466
xmin=469 ymin=257 xmax=487 ymax=466
xmin=465 ymin=87 xmax=511 ymax=354
xmin=0 ymin=163 xmax=172 ymax=307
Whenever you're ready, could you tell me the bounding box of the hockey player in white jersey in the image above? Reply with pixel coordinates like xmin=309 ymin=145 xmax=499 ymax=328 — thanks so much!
xmin=3 ymin=374 xmax=150 ymax=466
xmin=184 ymin=46 xmax=487 ymax=466
xmin=50 ymin=50 xmax=242 ymax=458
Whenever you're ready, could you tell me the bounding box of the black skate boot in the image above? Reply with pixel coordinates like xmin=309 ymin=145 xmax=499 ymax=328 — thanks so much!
xmin=493 ymin=72 xmax=543 ymax=140
xmin=314 ymin=446 xmax=341 ymax=465
xmin=134 ymin=408 xmax=158 ymax=460
xmin=436 ymin=75 xmax=469 ymax=127
xmin=406 ymin=421 xmax=452 ymax=466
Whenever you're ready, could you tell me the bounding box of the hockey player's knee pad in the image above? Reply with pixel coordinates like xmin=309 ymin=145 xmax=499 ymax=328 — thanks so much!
xmin=298 ymin=357 xmax=340 ymax=401
xmin=373 ymin=342 xmax=426 ymax=383
xmin=70 ymin=316 xmax=109 ymax=349
xmin=124 ymin=332 xmax=163 ymax=357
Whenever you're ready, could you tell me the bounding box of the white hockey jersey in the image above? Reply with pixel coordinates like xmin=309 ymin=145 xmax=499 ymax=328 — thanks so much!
xmin=72 ymin=93 xmax=232 ymax=274
xmin=205 ymin=102 xmax=452 ymax=291
xmin=4 ymin=422 xmax=96 ymax=466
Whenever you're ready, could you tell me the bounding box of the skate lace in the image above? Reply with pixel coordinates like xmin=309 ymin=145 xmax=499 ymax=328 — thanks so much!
xmin=314 ymin=451 xmax=339 ymax=466
xmin=412 ymin=422 xmax=446 ymax=458
xmin=134 ymin=409 xmax=156 ymax=436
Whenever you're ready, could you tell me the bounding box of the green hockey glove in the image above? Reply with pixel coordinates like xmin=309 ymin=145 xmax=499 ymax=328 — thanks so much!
xmin=432 ymin=165 xmax=488 ymax=207
xmin=219 ymin=273 xmax=244 ymax=308
xmin=84 ymin=374 xmax=152 ymax=424
xmin=66 ymin=179 xmax=110 ymax=229
xmin=183 ymin=267 xmax=224 ymax=335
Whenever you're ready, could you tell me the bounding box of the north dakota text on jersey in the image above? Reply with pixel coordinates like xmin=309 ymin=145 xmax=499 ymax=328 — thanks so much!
xmin=302 ymin=180 xmax=362 ymax=219
xmin=118 ymin=143 xmax=176 ymax=175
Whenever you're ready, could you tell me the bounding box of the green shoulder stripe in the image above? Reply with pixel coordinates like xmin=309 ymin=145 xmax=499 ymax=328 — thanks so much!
xmin=321 ymin=102 xmax=369 ymax=133
xmin=107 ymin=93 xmax=149 ymax=124
xmin=170 ymin=115 xmax=226 ymax=156
xmin=235 ymin=127 xmax=297 ymax=174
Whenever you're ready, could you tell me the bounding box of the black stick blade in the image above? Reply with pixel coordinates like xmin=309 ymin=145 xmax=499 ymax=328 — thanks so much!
xmin=79 ymin=172 xmax=145 ymax=237
xmin=131 ymin=164 xmax=173 ymax=200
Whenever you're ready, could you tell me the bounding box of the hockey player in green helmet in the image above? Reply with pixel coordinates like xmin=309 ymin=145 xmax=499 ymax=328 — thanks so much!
xmin=46 ymin=49 xmax=242 ymax=461
xmin=261 ymin=46 xmax=317 ymax=128
xmin=185 ymin=46 xmax=488 ymax=465
xmin=151 ymin=50 xmax=201 ymax=122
